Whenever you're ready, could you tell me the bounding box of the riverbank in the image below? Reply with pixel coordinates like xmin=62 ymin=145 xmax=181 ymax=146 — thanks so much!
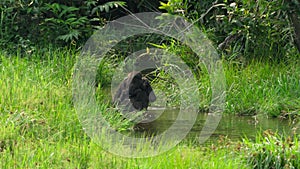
xmin=0 ymin=49 xmax=299 ymax=168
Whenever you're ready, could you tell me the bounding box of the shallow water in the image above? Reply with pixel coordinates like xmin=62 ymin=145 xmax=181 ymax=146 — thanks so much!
xmin=133 ymin=107 xmax=298 ymax=144
xmin=102 ymin=87 xmax=298 ymax=144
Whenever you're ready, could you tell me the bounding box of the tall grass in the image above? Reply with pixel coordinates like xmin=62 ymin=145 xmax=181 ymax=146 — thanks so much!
xmin=0 ymin=49 xmax=250 ymax=168
xmin=0 ymin=48 xmax=299 ymax=168
xmin=242 ymin=130 xmax=300 ymax=169
xmin=152 ymin=40 xmax=300 ymax=117
xmin=224 ymin=59 xmax=300 ymax=117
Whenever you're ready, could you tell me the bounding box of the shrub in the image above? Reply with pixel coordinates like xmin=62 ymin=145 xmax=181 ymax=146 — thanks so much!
xmin=160 ymin=0 xmax=299 ymax=61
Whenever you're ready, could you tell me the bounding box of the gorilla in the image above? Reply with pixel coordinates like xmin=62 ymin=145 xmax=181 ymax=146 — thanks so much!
xmin=113 ymin=71 xmax=156 ymax=112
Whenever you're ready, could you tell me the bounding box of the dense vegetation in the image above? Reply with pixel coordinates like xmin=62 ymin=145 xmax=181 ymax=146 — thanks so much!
xmin=1 ymin=0 xmax=300 ymax=58
xmin=1 ymin=0 xmax=300 ymax=168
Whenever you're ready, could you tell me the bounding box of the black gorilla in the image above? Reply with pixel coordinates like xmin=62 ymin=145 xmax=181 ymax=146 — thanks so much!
xmin=113 ymin=71 xmax=156 ymax=112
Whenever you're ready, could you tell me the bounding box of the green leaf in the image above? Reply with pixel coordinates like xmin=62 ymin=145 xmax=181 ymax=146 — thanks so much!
xmin=58 ymin=6 xmax=79 ymax=18
xmin=104 ymin=4 xmax=109 ymax=13
xmin=94 ymin=1 xmax=126 ymax=13
xmin=66 ymin=17 xmax=77 ymax=23
xmin=57 ymin=30 xmax=80 ymax=42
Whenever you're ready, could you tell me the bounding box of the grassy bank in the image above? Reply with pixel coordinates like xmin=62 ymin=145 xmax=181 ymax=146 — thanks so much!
xmin=0 ymin=49 xmax=299 ymax=168
xmin=225 ymin=59 xmax=300 ymax=117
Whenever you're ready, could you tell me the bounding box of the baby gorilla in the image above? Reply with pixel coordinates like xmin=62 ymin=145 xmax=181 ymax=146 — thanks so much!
xmin=113 ymin=71 xmax=156 ymax=112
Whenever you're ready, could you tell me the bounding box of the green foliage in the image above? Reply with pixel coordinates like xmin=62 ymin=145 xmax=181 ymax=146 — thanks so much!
xmin=159 ymin=0 xmax=189 ymax=15
xmin=42 ymin=3 xmax=90 ymax=44
xmin=95 ymin=57 xmax=116 ymax=87
xmin=0 ymin=0 xmax=38 ymax=51
xmin=243 ymin=131 xmax=300 ymax=169
xmin=148 ymin=40 xmax=210 ymax=109
xmin=150 ymin=69 xmax=181 ymax=107
xmin=224 ymin=59 xmax=300 ymax=116
xmin=160 ymin=0 xmax=298 ymax=61
xmin=95 ymin=88 xmax=135 ymax=131
xmin=148 ymin=38 xmax=300 ymax=116
xmin=0 ymin=0 xmax=126 ymax=52
xmin=1 ymin=46 xmax=300 ymax=169
xmin=90 ymin=1 xmax=126 ymax=13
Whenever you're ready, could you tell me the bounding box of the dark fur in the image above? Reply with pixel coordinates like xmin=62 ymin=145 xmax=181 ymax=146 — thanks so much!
xmin=113 ymin=71 xmax=156 ymax=112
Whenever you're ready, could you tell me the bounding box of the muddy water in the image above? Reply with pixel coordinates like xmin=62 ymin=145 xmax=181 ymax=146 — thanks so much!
xmin=102 ymin=88 xmax=297 ymax=144
xmin=134 ymin=107 xmax=297 ymax=144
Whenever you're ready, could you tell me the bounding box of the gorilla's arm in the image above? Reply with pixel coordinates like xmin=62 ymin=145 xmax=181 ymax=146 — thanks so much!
xmin=142 ymin=77 xmax=156 ymax=102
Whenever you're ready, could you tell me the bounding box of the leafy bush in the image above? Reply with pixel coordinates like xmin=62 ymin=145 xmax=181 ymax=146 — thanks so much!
xmin=0 ymin=0 xmax=126 ymax=52
xmin=160 ymin=0 xmax=298 ymax=61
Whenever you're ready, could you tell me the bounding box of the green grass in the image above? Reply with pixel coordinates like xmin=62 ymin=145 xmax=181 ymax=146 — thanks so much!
xmin=149 ymin=40 xmax=300 ymax=117
xmin=242 ymin=130 xmax=300 ymax=169
xmin=224 ymin=59 xmax=300 ymax=117
xmin=0 ymin=49 xmax=299 ymax=168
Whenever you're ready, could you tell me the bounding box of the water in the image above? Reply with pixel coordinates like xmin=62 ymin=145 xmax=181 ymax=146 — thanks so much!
xmin=102 ymin=88 xmax=298 ymax=144
xmin=134 ymin=107 xmax=297 ymax=144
